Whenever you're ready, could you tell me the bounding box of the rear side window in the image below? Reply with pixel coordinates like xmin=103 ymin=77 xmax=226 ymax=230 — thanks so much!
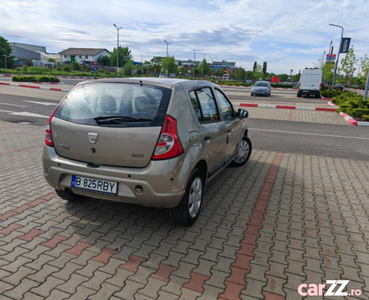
xmin=189 ymin=88 xmax=219 ymax=123
xmin=54 ymin=83 xmax=171 ymax=127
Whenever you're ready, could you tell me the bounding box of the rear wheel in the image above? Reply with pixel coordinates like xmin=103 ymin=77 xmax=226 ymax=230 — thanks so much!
xmin=55 ymin=189 xmax=85 ymax=202
xmin=169 ymin=169 xmax=203 ymax=226
xmin=230 ymin=136 xmax=252 ymax=167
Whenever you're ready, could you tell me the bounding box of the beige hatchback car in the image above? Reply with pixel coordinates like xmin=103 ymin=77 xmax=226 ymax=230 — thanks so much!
xmin=42 ymin=78 xmax=252 ymax=226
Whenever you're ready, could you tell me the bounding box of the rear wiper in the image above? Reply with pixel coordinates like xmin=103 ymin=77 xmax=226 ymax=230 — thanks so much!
xmin=93 ymin=115 xmax=152 ymax=123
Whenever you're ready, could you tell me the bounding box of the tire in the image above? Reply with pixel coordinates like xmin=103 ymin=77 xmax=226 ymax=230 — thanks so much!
xmin=169 ymin=169 xmax=203 ymax=226
xmin=297 ymin=92 xmax=301 ymax=97
xmin=230 ymin=136 xmax=252 ymax=167
xmin=55 ymin=188 xmax=85 ymax=202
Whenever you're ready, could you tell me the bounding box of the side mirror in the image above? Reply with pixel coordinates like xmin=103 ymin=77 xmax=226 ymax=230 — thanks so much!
xmin=237 ymin=108 xmax=248 ymax=119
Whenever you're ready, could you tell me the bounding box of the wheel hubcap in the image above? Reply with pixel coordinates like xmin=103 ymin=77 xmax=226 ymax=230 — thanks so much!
xmin=188 ymin=177 xmax=202 ymax=218
xmin=234 ymin=139 xmax=250 ymax=163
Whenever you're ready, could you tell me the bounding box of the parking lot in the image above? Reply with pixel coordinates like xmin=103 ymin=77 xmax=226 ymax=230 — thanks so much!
xmin=1 ymin=81 xmax=369 ymax=300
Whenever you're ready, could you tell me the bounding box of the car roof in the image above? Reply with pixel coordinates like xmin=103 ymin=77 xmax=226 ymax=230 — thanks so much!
xmin=78 ymin=77 xmax=218 ymax=90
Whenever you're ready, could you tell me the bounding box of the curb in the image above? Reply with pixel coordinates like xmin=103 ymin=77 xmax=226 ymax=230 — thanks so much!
xmin=0 ymin=82 xmax=70 ymax=92
xmin=30 ymin=82 xmax=64 ymax=85
xmin=339 ymin=112 xmax=369 ymax=126
xmin=340 ymin=112 xmax=358 ymax=126
xmin=238 ymin=103 xmax=337 ymax=111
xmin=219 ymin=84 xmax=297 ymax=90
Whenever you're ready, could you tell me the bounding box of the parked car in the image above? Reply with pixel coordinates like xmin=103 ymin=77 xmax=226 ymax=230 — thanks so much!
xmin=42 ymin=78 xmax=252 ymax=226
xmin=251 ymin=81 xmax=271 ymax=96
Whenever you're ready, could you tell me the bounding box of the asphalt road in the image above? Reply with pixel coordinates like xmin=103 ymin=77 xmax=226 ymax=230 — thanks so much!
xmin=1 ymin=85 xmax=368 ymax=161
xmin=247 ymin=118 xmax=369 ymax=160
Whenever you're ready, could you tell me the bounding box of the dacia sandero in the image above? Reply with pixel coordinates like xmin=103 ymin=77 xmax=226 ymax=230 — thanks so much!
xmin=42 ymin=78 xmax=252 ymax=226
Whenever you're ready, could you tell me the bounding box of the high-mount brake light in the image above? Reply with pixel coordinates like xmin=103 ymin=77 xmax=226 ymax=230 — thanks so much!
xmin=152 ymin=115 xmax=183 ymax=160
xmin=44 ymin=107 xmax=58 ymax=147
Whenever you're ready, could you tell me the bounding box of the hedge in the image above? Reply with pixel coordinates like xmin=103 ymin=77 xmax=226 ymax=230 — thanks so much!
xmin=12 ymin=76 xmax=60 ymax=83
xmin=332 ymin=91 xmax=369 ymax=121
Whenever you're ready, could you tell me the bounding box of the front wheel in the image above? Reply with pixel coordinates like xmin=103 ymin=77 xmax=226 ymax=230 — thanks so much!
xmin=169 ymin=169 xmax=203 ymax=226
xmin=230 ymin=136 xmax=252 ymax=167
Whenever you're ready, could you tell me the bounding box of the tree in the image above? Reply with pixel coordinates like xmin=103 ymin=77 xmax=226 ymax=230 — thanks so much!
xmin=144 ymin=56 xmax=163 ymax=75
xmin=360 ymin=54 xmax=369 ymax=79
xmin=253 ymin=64 xmax=263 ymax=81
xmin=253 ymin=61 xmax=257 ymax=73
xmin=0 ymin=36 xmax=15 ymax=69
xmin=322 ymin=62 xmax=335 ymax=85
xmin=122 ymin=60 xmax=142 ymax=76
xmin=339 ymin=46 xmax=358 ymax=86
xmin=234 ymin=67 xmax=246 ymax=81
xmin=72 ymin=61 xmax=82 ymax=71
xmin=97 ymin=55 xmax=110 ymax=66
xmin=160 ymin=56 xmax=178 ymax=75
xmin=245 ymin=71 xmax=253 ymax=81
xmin=109 ymin=46 xmax=133 ymax=68
xmin=278 ymin=74 xmax=289 ymax=82
xmin=196 ymin=59 xmax=210 ymax=78
xmin=214 ymin=67 xmax=226 ymax=77
xmin=263 ymin=62 xmax=267 ymax=75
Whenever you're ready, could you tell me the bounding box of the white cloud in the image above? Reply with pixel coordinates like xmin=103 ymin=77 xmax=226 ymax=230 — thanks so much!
xmin=1 ymin=0 xmax=368 ymax=74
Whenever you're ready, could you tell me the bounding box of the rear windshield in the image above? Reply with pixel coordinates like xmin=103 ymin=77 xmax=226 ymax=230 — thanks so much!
xmin=54 ymin=82 xmax=172 ymax=127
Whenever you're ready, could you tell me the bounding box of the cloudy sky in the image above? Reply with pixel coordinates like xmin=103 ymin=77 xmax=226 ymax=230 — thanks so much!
xmin=1 ymin=0 xmax=368 ymax=74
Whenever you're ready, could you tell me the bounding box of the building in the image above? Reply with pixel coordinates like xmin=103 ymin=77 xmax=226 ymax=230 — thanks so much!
xmin=9 ymin=42 xmax=59 ymax=67
xmin=59 ymin=48 xmax=110 ymax=65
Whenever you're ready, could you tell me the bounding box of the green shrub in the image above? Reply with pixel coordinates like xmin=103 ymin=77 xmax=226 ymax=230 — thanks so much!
xmin=12 ymin=75 xmax=60 ymax=83
xmin=334 ymin=92 xmax=369 ymax=121
xmin=27 ymin=66 xmax=40 ymax=74
xmin=63 ymin=65 xmax=71 ymax=72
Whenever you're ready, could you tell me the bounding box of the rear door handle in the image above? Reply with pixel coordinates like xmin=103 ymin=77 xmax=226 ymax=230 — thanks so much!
xmin=204 ymin=135 xmax=211 ymax=141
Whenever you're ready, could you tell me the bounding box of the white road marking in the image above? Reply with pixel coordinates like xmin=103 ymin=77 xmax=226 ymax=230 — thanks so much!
xmin=249 ymin=128 xmax=369 ymax=141
xmin=0 ymin=102 xmax=25 ymax=108
xmin=23 ymin=100 xmax=58 ymax=106
xmin=0 ymin=109 xmax=49 ymax=119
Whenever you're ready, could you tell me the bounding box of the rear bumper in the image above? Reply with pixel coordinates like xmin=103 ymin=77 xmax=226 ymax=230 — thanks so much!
xmin=299 ymin=89 xmax=320 ymax=96
xmin=42 ymin=145 xmax=186 ymax=208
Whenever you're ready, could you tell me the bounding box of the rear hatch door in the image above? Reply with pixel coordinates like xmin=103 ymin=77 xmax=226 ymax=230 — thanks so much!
xmin=51 ymin=81 xmax=172 ymax=168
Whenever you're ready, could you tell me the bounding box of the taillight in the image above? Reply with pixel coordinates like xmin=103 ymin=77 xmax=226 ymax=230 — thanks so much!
xmin=319 ymin=83 xmax=322 ymax=91
xmin=152 ymin=115 xmax=183 ymax=160
xmin=44 ymin=107 xmax=58 ymax=147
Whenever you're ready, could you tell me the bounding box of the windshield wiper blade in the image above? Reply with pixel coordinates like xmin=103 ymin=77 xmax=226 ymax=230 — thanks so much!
xmin=93 ymin=115 xmax=152 ymax=123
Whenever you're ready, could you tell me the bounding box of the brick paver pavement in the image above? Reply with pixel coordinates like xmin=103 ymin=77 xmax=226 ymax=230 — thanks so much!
xmin=0 ymin=84 xmax=368 ymax=299
xmin=1 ymin=120 xmax=368 ymax=300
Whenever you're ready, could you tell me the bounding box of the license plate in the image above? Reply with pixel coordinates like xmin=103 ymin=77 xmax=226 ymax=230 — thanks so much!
xmin=71 ymin=175 xmax=118 ymax=196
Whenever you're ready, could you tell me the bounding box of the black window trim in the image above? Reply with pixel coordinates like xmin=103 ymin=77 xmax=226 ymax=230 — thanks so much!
xmin=189 ymin=87 xmax=220 ymax=124
xmin=214 ymin=88 xmax=236 ymax=121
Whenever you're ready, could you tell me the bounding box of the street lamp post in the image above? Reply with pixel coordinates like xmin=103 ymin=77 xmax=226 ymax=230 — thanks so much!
xmin=113 ymin=24 xmax=122 ymax=77
xmin=192 ymin=49 xmax=196 ymax=79
xmin=164 ymin=40 xmax=170 ymax=77
xmin=329 ymin=23 xmax=344 ymax=91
